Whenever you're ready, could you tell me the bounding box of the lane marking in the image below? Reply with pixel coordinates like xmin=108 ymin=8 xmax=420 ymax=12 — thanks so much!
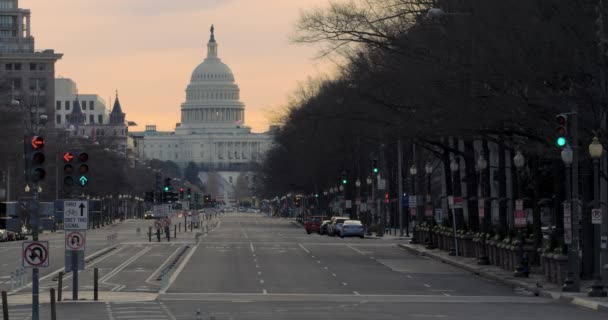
xmin=332 ymin=273 xmax=336 ymax=277
xmin=260 ymin=279 xmax=265 ymax=284
xmin=100 ymin=246 xmax=152 ymax=286
xmin=348 ymin=245 xmax=365 ymax=255
xmin=159 ymin=242 xmax=199 ymax=294
xmin=263 ymin=289 xmax=267 ymax=295
xmin=257 ymin=271 xmax=262 ymax=276
xmin=353 ymin=291 xmax=360 ymax=295
xmin=342 ymin=282 xmax=347 ymax=286
xmin=424 ymin=283 xmax=431 ymax=288
xmin=406 ymin=275 xmax=413 ymax=279
xmin=250 ymin=243 xmax=255 ymax=254
xmin=145 ymin=246 xmax=184 ymax=285
xmin=298 ymin=244 xmax=310 ymax=254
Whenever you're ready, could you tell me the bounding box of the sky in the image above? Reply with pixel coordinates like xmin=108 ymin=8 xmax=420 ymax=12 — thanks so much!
xmin=24 ymin=0 xmax=335 ymax=133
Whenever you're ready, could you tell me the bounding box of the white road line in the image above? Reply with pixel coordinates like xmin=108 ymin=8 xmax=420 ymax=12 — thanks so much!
xmin=100 ymin=246 xmax=152 ymax=284
xmin=410 ymin=315 xmax=447 ymax=318
xmin=298 ymin=243 xmax=310 ymax=254
xmin=260 ymin=279 xmax=265 ymax=284
xmin=407 ymin=275 xmax=413 ymax=279
xmin=348 ymin=245 xmax=365 ymax=255
xmin=353 ymin=291 xmax=360 ymax=295
xmin=243 ymin=232 xmax=249 ymax=239
xmin=250 ymin=243 xmax=255 ymax=254
xmin=342 ymin=282 xmax=347 ymax=286
xmin=324 ymin=266 xmax=328 ymax=270
xmin=263 ymin=289 xmax=268 ymax=294
xmin=317 ymin=260 xmax=321 ymax=264
xmin=256 ymin=265 xmax=260 ymax=268
xmin=332 ymin=273 xmax=336 ymax=277
xmin=257 ymin=271 xmax=262 ymax=276
xmin=443 ymin=293 xmax=451 ymax=297
xmin=424 ymin=283 xmax=431 ymax=288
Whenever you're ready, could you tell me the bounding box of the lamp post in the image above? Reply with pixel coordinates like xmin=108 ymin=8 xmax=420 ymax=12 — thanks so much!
xmin=339 ymin=184 xmax=345 ymax=216
xmin=561 ymin=144 xmax=580 ymax=292
xmin=450 ymin=159 xmax=459 ymax=256
xmin=323 ymin=190 xmax=328 ymax=217
xmin=589 ymin=136 xmax=607 ymax=296
xmin=425 ymin=162 xmax=435 ymax=249
xmin=476 ymin=155 xmax=489 ymax=264
xmin=366 ymin=176 xmax=374 ymax=235
xmin=355 ymin=178 xmax=361 ymax=220
xmin=410 ymin=164 xmax=419 ymax=243
xmin=513 ymin=150 xmax=529 ymax=277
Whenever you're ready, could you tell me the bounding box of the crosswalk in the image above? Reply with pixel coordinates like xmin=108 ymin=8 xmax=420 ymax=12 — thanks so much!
xmin=107 ymin=301 xmax=176 ymax=320
xmin=6 ymin=307 xmax=31 ymax=320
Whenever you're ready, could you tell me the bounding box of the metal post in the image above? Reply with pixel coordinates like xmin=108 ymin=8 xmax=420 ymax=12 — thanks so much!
xmin=564 ymin=105 xmax=581 ymax=292
xmin=57 ymin=272 xmax=63 ymax=302
xmin=50 ymin=288 xmax=56 ymax=320
xmin=94 ymin=268 xmax=98 ymax=301
xmin=398 ymin=137 xmax=403 ymax=237
xmin=31 ymin=182 xmax=39 ymax=320
xmin=72 ymin=251 xmax=78 ymax=300
xmin=590 ymin=158 xmax=607 ymax=296
xmin=2 ymin=290 xmax=8 ymax=320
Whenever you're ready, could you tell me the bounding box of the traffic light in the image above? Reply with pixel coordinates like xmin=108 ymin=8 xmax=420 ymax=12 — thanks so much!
xmin=187 ymin=188 xmax=192 ymax=199
xmin=179 ymin=187 xmax=185 ymax=199
xmin=29 ymin=135 xmax=46 ymax=182
xmin=315 ymin=193 xmax=319 ymax=198
xmin=164 ymin=178 xmax=171 ymax=192
xmin=195 ymin=193 xmax=200 ymax=202
xmin=372 ymin=159 xmax=379 ymax=174
xmin=62 ymin=149 xmax=89 ymax=195
xmin=203 ymin=194 xmax=211 ymax=204
xmin=295 ymin=196 xmax=301 ymax=207
xmin=385 ymin=192 xmax=390 ymax=204
xmin=556 ymin=114 xmax=568 ymax=147
xmin=341 ymin=171 xmax=347 ymax=185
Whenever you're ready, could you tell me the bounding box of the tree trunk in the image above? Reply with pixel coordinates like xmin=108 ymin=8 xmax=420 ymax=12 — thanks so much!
xmin=443 ymin=146 xmax=453 ymax=227
xmin=532 ymin=156 xmax=542 ymax=252
xmin=498 ymin=139 xmax=508 ymax=235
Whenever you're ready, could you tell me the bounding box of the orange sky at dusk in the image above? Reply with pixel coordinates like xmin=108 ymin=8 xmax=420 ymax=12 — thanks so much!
xmin=23 ymin=0 xmax=335 ymax=133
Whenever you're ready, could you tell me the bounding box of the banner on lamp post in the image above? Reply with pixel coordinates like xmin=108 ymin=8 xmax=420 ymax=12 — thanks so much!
xmin=478 ymin=198 xmax=485 ymax=218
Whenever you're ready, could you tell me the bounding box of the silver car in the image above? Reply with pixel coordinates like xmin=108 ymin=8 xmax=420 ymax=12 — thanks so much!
xmin=328 ymin=217 xmax=349 ymax=236
xmin=340 ymin=220 xmax=365 ymax=238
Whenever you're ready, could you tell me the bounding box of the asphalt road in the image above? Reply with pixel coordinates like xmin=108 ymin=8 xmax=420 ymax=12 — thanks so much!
xmin=1 ymin=213 xmax=606 ymax=320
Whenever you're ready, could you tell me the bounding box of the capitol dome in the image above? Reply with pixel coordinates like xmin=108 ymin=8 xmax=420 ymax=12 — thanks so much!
xmin=178 ymin=25 xmax=246 ymax=134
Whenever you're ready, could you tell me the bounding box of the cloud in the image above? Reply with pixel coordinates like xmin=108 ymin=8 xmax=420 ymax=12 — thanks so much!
xmin=103 ymin=0 xmax=239 ymax=16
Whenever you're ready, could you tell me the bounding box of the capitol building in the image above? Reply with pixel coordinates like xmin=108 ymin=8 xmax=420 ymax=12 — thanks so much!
xmin=132 ymin=26 xmax=273 ymax=205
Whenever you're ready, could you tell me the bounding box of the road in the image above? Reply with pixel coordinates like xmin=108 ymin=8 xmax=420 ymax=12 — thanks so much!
xmin=0 ymin=213 xmax=605 ymax=319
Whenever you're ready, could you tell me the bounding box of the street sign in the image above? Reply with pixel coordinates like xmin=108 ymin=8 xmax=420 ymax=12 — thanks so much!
xmin=409 ymin=195 xmax=417 ymax=208
xmin=402 ymin=195 xmax=409 ymax=208
xmin=66 ymin=230 xmax=86 ymax=251
xmin=515 ymin=199 xmax=524 ymax=211
xmin=377 ymin=179 xmax=386 ymax=190
xmin=592 ymin=208 xmax=602 ymax=224
xmin=22 ymin=241 xmax=49 ymax=268
xmin=410 ymin=207 xmax=417 ymax=217
xmin=360 ymin=203 xmax=367 ymax=211
xmin=425 ymin=205 xmax=433 ymax=217
xmin=64 ymin=250 xmax=84 ymax=272
xmin=514 ymin=210 xmax=526 ymax=228
xmin=345 ymin=200 xmax=352 ymax=209
xmin=449 ymin=196 xmax=463 ymax=209
xmin=64 ymin=200 xmax=88 ymax=230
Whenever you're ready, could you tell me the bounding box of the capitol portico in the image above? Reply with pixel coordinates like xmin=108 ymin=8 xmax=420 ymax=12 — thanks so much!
xmin=131 ymin=26 xmax=273 ymax=204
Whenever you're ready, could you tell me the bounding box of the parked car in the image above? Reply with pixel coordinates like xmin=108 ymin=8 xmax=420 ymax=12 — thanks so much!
xmin=319 ymin=220 xmax=331 ymax=235
xmin=328 ymin=216 xmax=349 ymax=236
xmin=340 ymin=220 xmax=365 ymax=238
xmin=304 ymin=216 xmax=324 ymax=234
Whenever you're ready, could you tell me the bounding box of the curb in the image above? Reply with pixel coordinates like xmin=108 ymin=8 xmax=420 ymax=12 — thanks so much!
xmin=397 ymin=243 xmax=608 ymax=313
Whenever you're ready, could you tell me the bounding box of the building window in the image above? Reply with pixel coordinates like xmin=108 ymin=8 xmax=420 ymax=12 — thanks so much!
xmin=38 ymin=64 xmax=46 ymax=71
xmin=65 ymin=101 xmax=70 ymax=110
xmin=81 ymin=102 xmax=86 ymax=110
xmin=29 ymin=63 xmax=36 ymax=71
xmin=98 ymin=115 xmax=103 ymax=123
xmin=56 ymin=115 xmax=61 ymax=124
xmin=89 ymin=101 xmax=94 ymax=110
xmin=5 ymin=63 xmax=12 ymax=70
xmin=14 ymin=63 xmax=20 ymax=71
xmin=56 ymin=101 xmax=61 ymax=110
xmin=89 ymin=115 xmax=94 ymax=123
xmin=229 ymin=176 xmax=233 ymax=184
xmin=65 ymin=115 xmax=69 ymax=121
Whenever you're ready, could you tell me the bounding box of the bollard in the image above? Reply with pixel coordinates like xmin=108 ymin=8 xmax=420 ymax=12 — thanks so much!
xmin=156 ymin=228 xmax=161 ymax=242
xmin=196 ymin=309 xmax=202 ymax=320
xmin=179 ymin=223 xmax=181 ymax=232
xmin=148 ymin=227 xmax=152 ymax=242
xmin=94 ymin=268 xmax=98 ymax=301
xmin=190 ymin=223 xmax=193 ymax=232
xmin=57 ymin=272 xmax=63 ymax=302
xmin=50 ymin=288 xmax=56 ymax=320
xmin=9 ymin=272 xmax=14 ymax=291
xmin=2 ymin=290 xmax=8 ymax=320
xmin=174 ymin=225 xmax=177 ymax=239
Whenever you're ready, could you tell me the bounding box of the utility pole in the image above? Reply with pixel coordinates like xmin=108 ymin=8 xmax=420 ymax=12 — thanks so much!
xmin=397 ymin=137 xmax=403 ymax=236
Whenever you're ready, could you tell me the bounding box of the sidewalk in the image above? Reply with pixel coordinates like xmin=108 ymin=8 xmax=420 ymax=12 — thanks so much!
xmin=399 ymin=242 xmax=608 ymax=313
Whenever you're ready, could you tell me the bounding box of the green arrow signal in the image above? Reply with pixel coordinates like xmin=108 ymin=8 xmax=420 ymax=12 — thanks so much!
xmin=79 ymin=175 xmax=88 ymax=186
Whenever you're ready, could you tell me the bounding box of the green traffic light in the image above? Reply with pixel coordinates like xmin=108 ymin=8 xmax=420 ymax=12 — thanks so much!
xmin=315 ymin=193 xmax=319 ymax=198
xmin=342 ymin=179 xmax=347 ymax=184
xmin=373 ymin=168 xmax=379 ymax=173
xmin=556 ymin=137 xmax=567 ymax=147
xmin=164 ymin=186 xmax=169 ymax=191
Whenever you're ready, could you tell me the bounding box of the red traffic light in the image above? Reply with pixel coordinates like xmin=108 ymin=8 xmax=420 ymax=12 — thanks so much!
xmin=31 ymin=136 xmax=45 ymax=149
xmin=556 ymin=114 xmax=567 ymax=125
xmin=32 ymin=152 xmax=45 ymax=165
xmin=63 ymin=164 xmax=73 ymax=174
xmin=63 ymin=152 xmax=75 ymax=162
xmin=180 ymin=187 xmax=185 ymax=192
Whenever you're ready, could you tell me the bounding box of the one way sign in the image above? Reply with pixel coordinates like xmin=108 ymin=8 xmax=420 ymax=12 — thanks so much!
xmin=64 ymin=200 xmax=88 ymax=230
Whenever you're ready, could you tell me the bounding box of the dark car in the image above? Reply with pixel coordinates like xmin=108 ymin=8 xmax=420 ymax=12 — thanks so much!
xmin=304 ymin=216 xmax=324 ymax=234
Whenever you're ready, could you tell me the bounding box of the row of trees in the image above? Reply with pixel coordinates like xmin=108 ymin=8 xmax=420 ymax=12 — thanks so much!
xmin=258 ymin=0 xmax=608 ymax=277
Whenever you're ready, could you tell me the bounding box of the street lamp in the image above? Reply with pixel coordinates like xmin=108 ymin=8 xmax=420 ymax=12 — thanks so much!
xmin=409 ymin=165 xmax=419 ymax=243
xmin=588 ymin=136 xmax=607 ymax=297
xmin=355 ymin=179 xmax=361 ymax=220
xmin=513 ymin=150 xmax=529 ymax=278
xmin=425 ymin=163 xmax=434 ymax=248
xmin=476 ymin=155 xmax=489 ymax=265
xmin=561 ymin=144 xmax=579 ymax=292
xmin=449 ymin=158 xmax=459 ymax=256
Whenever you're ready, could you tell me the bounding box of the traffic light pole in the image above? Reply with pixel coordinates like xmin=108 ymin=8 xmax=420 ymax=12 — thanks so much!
xmin=31 ymin=181 xmax=40 ymax=320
